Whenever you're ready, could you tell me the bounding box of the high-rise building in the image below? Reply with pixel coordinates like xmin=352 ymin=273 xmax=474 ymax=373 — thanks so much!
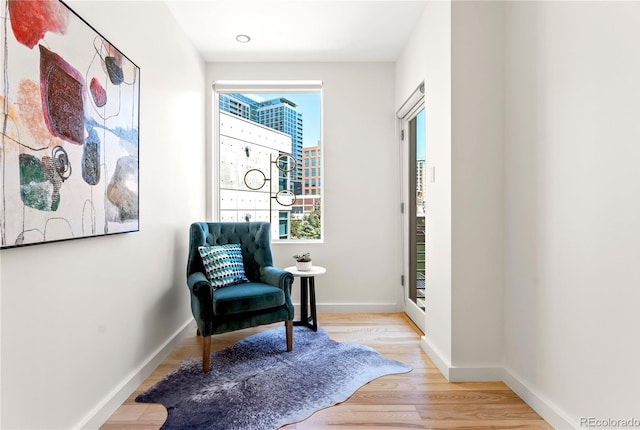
xmin=218 ymin=93 xmax=257 ymax=122
xmin=416 ymin=159 xmax=426 ymax=216
xmin=302 ymin=145 xmax=321 ymax=196
xmin=255 ymin=98 xmax=303 ymax=195
xmin=219 ymin=94 xmax=304 ymax=195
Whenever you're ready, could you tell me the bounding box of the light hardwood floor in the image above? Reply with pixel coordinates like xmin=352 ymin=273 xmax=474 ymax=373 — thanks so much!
xmin=101 ymin=313 xmax=552 ymax=429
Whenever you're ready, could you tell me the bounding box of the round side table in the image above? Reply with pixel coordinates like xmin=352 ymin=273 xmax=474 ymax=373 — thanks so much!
xmin=284 ymin=265 xmax=326 ymax=331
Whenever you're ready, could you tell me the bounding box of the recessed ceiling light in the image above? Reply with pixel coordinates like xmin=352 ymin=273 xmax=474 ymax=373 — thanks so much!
xmin=236 ymin=34 xmax=251 ymax=43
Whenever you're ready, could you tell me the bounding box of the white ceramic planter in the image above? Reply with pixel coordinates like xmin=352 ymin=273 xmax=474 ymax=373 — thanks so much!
xmin=296 ymin=261 xmax=312 ymax=271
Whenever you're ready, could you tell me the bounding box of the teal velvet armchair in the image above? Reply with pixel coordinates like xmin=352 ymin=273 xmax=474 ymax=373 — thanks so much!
xmin=187 ymin=222 xmax=294 ymax=372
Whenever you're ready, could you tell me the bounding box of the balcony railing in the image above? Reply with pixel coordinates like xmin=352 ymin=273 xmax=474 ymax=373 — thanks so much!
xmin=412 ymin=216 xmax=426 ymax=311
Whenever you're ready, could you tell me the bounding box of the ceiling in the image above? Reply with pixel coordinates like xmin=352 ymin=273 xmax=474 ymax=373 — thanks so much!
xmin=164 ymin=0 xmax=428 ymax=63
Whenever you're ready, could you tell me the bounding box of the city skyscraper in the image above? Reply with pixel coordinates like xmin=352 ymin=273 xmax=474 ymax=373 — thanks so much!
xmin=219 ymin=94 xmax=304 ymax=195
xmin=218 ymin=93 xmax=257 ymax=122
xmin=302 ymin=145 xmax=321 ymax=195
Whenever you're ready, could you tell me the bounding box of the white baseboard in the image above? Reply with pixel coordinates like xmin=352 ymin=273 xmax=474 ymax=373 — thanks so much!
xmin=449 ymin=366 xmax=504 ymax=382
xmin=420 ymin=336 xmax=575 ymax=429
xmin=300 ymin=302 xmax=399 ymax=313
xmin=503 ymin=367 xmax=576 ymax=430
xmin=420 ymin=335 xmax=452 ymax=380
xmin=76 ymin=318 xmax=194 ymax=430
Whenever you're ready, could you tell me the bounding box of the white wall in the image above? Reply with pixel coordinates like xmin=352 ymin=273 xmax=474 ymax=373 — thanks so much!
xmin=207 ymin=63 xmax=399 ymax=312
xmin=450 ymin=1 xmax=504 ymax=374
xmin=504 ymin=2 xmax=640 ymax=427
xmin=395 ymin=1 xmax=453 ymax=372
xmin=0 ymin=2 xmax=205 ymax=428
xmin=403 ymin=2 xmax=640 ymax=427
xmin=396 ymin=0 xmax=505 ymax=380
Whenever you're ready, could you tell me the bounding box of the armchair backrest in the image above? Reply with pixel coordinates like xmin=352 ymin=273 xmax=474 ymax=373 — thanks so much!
xmin=188 ymin=222 xmax=274 ymax=282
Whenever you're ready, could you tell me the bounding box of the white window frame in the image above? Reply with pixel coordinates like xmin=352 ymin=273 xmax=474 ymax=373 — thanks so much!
xmin=211 ymin=80 xmax=324 ymax=242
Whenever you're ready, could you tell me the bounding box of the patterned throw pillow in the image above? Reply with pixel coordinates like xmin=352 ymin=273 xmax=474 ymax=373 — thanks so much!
xmin=198 ymin=244 xmax=250 ymax=290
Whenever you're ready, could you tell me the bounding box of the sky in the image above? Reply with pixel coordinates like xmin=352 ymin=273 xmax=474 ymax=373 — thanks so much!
xmin=245 ymin=92 xmax=321 ymax=147
xmin=416 ymin=109 xmax=425 ymax=160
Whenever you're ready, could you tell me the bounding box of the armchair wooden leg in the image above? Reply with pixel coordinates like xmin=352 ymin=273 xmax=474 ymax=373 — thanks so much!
xmin=285 ymin=320 xmax=293 ymax=352
xmin=202 ymin=335 xmax=211 ymax=373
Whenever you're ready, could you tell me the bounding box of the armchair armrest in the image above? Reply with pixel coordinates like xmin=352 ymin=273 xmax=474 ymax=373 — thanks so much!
xmin=260 ymin=266 xmax=293 ymax=291
xmin=261 ymin=266 xmax=294 ymax=319
xmin=187 ymin=271 xmax=214 ymax=331
xmin=187 ymin=272 xmax=212 ymax=298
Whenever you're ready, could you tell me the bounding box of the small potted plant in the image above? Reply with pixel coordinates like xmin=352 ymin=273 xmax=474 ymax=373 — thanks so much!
xmin=293 ymin=252 xmax=312 ymax=271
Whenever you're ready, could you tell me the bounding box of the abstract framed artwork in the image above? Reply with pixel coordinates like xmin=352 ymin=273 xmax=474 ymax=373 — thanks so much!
xmin=0 ymin=0 xmax=140 ymax=249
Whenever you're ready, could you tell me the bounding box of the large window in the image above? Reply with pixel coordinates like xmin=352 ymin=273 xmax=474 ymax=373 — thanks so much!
xmin=213 ymin=81 xmax=323 ymax=241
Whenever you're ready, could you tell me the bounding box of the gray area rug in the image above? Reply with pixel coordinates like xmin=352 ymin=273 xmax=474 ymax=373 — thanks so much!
xmin=136 ymin=325 xmax=412 ymax=429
